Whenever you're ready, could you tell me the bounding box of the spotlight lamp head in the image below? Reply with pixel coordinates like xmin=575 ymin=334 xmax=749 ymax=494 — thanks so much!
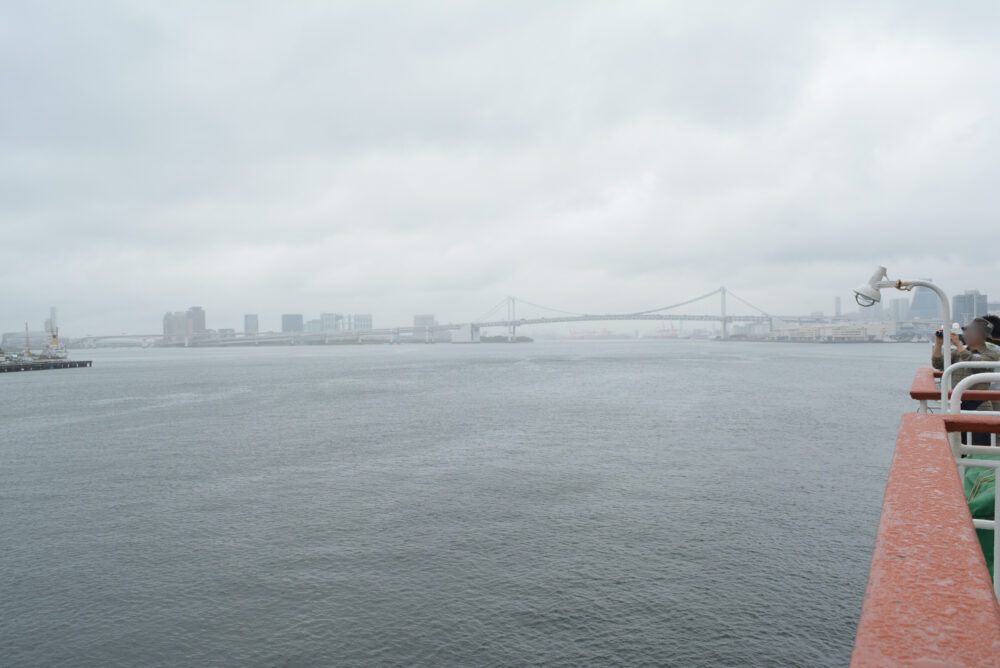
xmin=853 ymin=266 xmax=888 ymax=307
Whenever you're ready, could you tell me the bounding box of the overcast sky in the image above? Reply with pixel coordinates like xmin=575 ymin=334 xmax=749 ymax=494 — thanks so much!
xmin=2 ymin=1 xmax=998 ymax=334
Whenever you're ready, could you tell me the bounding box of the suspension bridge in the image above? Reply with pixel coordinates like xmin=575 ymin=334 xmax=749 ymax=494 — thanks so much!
xmin=69 ymin=287 xmax=780 ymax=346
xmin=465 ymin=287 xmax=772 ymax=341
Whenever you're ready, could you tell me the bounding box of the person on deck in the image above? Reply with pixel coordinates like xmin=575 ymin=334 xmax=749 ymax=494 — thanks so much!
xmin=982 ymin=314 xmax=1000 ymax=352
xmin=932 ymin=317 xmax=999 ymax=412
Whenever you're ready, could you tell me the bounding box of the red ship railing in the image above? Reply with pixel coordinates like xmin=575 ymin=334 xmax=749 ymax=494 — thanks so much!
xmin=851 ymin=410 xmax=1000 ymax=666
xmin=852 ymin=368 xmax=1000 ymax=665
xmin=909 ymin=365 xmax=1000 ymax=412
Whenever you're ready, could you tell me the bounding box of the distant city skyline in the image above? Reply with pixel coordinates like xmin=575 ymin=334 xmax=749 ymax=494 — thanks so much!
xmin=7 ymin=281 xmax=1000 ymax=339
xmin=75 ymin=281 xmax=976 ymax=341
xmin=11 ymin=282 xmax=1000 ymax=336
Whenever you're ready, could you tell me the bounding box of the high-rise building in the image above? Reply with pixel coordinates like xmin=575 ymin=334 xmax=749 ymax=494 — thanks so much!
xmin=282 ymin=314 xmax=304 ymax=333
xmin=163 ymin=311 xmax=193 ymax=343
xmin=953 ymin=290 xmax=988 ymax=326
xmin=909 ymin=280 xmax=942 ymax=320
xmin=45 ymin=307 xmax=58 ymax=336
xmin=244 ymin=314 xmax=259 ymax=335
xmin=321 ymin=313 xmax=344 ymax=331
xmin=888 ymin=298 xmax=910 ymax=322
xmin=187 ymin=307 xmax=206 ymax=333
xmin=834 ymin=296 xmax=842 ymax=318
xmin=353 ymin=314 xmax=373 ymax=331
xmin=413 ymin=314 xmax=436 ymax=337
xmin=162 ymin=308 xmax=207 ymax=342
xmin=305 ymin=319 xmax=323 ymax=333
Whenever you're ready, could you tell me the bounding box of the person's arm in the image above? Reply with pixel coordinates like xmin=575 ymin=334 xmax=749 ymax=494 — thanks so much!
xmin=932 ymin=334 xmax=946 ymax=369
xmin=951 ymin=331 xmax=968 ymax=355
xmin=933 ymin=332 xmax=968 ymax=369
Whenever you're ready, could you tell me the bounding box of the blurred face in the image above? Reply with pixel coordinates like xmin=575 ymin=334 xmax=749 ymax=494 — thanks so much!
xmin=965 ymin=325 xmax=988 ymax=347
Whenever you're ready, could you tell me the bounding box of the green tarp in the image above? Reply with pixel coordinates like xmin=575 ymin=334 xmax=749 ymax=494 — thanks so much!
xmin=964 ymin=456 xmax=1000 ymax=578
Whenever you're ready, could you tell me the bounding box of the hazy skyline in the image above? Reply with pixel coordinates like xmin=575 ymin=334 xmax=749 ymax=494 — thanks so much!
xmin=3 ymin=1 xmax=999 ymax=334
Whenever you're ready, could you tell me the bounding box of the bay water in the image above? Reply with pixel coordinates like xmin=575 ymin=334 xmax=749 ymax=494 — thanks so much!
xmin=1 ymin=341 xmax=919 ymax=666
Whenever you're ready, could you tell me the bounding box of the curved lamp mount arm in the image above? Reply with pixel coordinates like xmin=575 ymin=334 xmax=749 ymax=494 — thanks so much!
xmin=853 ymin=268 xmax=952 ymax=406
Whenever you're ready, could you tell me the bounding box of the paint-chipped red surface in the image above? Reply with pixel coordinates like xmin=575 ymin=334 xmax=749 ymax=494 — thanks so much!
xmin=851 ymin=412 xmax=1000 ymax=667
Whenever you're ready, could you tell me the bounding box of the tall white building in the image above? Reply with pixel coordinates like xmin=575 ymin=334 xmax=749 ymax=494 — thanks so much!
xmin=321 ymin=313 xmax=344 ymax=331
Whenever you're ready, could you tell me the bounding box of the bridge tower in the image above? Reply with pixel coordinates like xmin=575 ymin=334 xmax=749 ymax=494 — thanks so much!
xmin=720 ymin=287 xmax=728 ymax=340
xmin=507 ymin=296 xmax=517 ymax=342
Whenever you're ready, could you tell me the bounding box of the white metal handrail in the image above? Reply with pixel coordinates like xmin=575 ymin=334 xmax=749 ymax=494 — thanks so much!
xmin=949 ymin=372 xmax=1000 ymax=599
xmin=950 ymin=373 xmax=1000 ymax=415
xmin=949 ymin=373 xmax=1000 ymax=459
xmin=941 ymin=362 xmax=1000 ymax=413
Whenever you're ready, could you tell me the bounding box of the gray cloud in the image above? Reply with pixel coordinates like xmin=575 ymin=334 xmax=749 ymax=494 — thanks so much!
xmin=2 ymin=1 xmax=999 ymax=333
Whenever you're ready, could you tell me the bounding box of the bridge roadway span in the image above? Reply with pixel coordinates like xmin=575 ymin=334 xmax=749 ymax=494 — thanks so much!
xmin=74 ymin=313 xmax=778 ymax=346
xmin=472 ymin=313 xmax=771 ymax=328
xmin=206 ymin=313 xmax=774 ymax=340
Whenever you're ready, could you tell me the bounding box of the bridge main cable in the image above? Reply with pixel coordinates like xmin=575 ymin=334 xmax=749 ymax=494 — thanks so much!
xmin=725 ymin=290 xmax=770 ymax=316
xmin=473 ymin=297 xmax=512 ymax=324
xmin=512 ymin=298 xmax=583 ymax=318
xmin=629 ymin=288 xmax=723 ymax=316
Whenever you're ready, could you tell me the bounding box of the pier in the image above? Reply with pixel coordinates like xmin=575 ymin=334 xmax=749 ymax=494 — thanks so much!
xmin=0 ymin=359 xmax=93 ymax=373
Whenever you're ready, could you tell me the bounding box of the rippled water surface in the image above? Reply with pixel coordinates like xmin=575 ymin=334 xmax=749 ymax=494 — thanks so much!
xmin=1 ymin=341 xmax=920 ymax=666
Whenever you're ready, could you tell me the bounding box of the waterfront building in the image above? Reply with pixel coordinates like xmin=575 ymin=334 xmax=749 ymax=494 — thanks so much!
xmin=858 ymin=300 xmax=884 ymax=322
xmin=1 ymin=330 xmax=49 ymax=349
xmin=888 ymin=297 xmax=910 ymax=322
xmin=321 ymin=313 xmax=344 ymax=331
xmin=834 ymin=296 xmax=842 ymax=317
xmin=953 ymin=290 xmax=988 ymax=325
xmin=244 ymin=314 xmax=259 ymax=336
xmin=162 ymin=307 xmax=208 ymax=343
xmin=305 ymin=319 xmax=323 ymax=333
xmin=282 ymin=314 xmax=304 ymax=333
xmin=767 ymin=321 xmax=898 ymax=342
xmin=451 ymin=324 xmax=480 ymax=343
xmin=44 ymin=307 xmax=58 ymax=336
xmin=413 ymin=314 xmax=435 ymax=338
xmin=163 ymin=311 xmax=193 ymax=343
xmin=353 ymin=313 xmax=373 ymax=331
xmin=909 ymin=279 xmax=942 ymax=320
xmin=187 ymin=307 xmax=206 ymax=334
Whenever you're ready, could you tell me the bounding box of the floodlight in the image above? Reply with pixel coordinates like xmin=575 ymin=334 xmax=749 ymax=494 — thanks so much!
xmin=854 ymin=266 xmax=888 ymax=306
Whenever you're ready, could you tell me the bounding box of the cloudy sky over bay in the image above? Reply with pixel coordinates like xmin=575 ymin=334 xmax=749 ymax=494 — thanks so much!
xmin=2 ymin=1 xmax=998 ymax=334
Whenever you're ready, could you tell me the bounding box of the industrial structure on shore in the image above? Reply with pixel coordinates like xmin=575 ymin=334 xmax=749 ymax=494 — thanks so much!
xmin=1 ymin=308 xmax=91 ymax=372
